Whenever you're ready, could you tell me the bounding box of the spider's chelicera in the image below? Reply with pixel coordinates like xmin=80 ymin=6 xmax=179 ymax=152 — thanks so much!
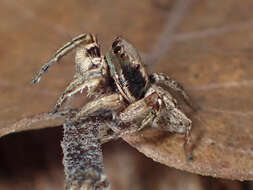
xmin=32 ymin=33 xmax=193 ymax=190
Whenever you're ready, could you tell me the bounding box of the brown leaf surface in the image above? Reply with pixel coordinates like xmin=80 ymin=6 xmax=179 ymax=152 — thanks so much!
xmin=1 ymin=0 xmax=253 ymax=183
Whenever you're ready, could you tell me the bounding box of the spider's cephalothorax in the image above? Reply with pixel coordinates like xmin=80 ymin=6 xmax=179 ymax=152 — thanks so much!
xmin=32 ymin=33 xmax=194 ymax=190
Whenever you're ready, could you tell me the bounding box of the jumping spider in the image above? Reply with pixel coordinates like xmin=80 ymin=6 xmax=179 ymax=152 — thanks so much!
xmin=32 ymin=33 xmax=193 ymax=189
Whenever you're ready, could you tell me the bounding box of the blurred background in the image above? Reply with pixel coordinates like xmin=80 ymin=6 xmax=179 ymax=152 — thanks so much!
xmin=0 ymin=0 xmax=253 ymax=189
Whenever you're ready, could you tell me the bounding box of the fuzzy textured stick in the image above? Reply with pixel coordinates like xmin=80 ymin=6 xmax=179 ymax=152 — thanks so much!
xmin=62 ymin=118 xmax=110 ymax=190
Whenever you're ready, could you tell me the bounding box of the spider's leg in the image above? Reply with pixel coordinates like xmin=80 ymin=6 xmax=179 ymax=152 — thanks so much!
xmin=73 ymin=93 xmax=159 ymax=142
xmin=105 ymin=92 xmax=161 ymax=136
xmin=75 ymin=93 xmax=125 ymax=121
xmin=96 ymin=87 xmax=191 ymax=149
xmin=100 ymin=128 xmax=120 ymax=144
xmin=71 ymin=94 xmax=127 ymax=144
xmin=32 ymin=33 xmax=97 ymax=84
xmin=99 ymin=122 xmax=147 ymax=143
xmin=100 ymin=119 xmax=153 ymax=143
xmin=109 ymin=114 xmax=155 ymax=136
xmin=152 ymin=85 xmax=192 ymax=154
xmin=78 ymin=92 xmax=158 ymax=141
xmin=154 ymin=107 xmax=193 ymax=160
xmin=52 ymin=76 xmax=106 ymax=113
xmin=151 ymin=85 xmax=192 ymax=132
xmin=150 ymin=73 xmax=195 ymax=110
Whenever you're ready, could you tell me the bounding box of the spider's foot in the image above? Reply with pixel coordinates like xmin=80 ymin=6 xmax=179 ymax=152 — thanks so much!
xmin=184 ymin=134 xmax=194 ymax=162
xmin=184 ymin=146 xmax=194 ymax=162
xmin=50 ymin=110 xmax=57 ymax=115
xmin=87 ymin=87 xmax=97 ymax=98
xmin=31 ymin=74 xmax=41 ymax=84
xmin=51 ymin=106 xmax=60 ymax=114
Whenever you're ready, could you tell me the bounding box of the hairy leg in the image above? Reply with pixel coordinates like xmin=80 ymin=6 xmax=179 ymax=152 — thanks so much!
xmin=74 ymin=93 xmax=126 ymax=121
xmin=150 ymin=85 xmax=191 ymax=132
xmin=69 ymin=90 xmax=160 ymax=140
xmin=152 ymin=85 xmax=192 ymax=156
xmin=32 ymin=33 xmax=98 ymax=84
xmin=150 ymin=73 xmax=194 ymax=110
xmin=110 ymin=85 xmax=192 ymax=155
xmin=103 ymin=92 xmax=162 ymax=137
xmin=52 ymin=76 xmax=106 ymax=113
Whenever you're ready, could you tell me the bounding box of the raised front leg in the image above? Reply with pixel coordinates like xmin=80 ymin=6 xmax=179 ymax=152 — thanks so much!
xmin=32 ymin=33 xmax=98 ymax=84
xmin=150 ymin=73 xmax=194 ymax=110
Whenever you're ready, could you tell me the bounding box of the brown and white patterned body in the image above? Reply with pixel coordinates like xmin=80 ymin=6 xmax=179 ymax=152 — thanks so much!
xmin=32 ymin=33 xmax=194 ymax=190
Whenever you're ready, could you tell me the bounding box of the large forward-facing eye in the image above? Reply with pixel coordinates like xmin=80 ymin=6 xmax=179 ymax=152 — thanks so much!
xmin=113 ymin=45 xmax=121 ymax=54
xmin=87 ymin=46 xmax=101 ymax=57
xmin=112 ymin=39 xmax=120 ymax=48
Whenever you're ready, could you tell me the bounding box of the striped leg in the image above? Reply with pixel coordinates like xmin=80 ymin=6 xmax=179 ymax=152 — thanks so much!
xmin=150 ymin=73 xmax=195 ymax=110
xmin=32 ymin=33 xmax=97 ymax=84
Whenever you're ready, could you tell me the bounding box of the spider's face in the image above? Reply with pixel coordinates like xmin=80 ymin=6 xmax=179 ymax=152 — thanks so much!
xmin=75 ymin=34 xmax=104 ymax=76
xmin=105 ymin=37 xmax=149 ymax=103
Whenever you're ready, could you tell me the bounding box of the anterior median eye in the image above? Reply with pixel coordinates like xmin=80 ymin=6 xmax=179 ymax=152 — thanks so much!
xmin=87 ymin=46 xmax=101 ymax=57
xmin=120 ymin=53 xmax=125 ymax=59
xmin=112 ymin=39 xmax=120 ymax=48
xmin=136 ymin=64 xmax=140 ymax=70
xmin=113 ymin=46 xmax=121 ymax=54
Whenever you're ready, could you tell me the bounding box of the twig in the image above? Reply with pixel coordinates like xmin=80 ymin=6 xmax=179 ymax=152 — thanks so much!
xmin=174 ymin=20 xmax=253 ymax=42
xmin=143 ymin=0 xmax=197 ymax=66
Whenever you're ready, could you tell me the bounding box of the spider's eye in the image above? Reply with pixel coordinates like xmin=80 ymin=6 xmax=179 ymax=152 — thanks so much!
xmin=136 ymin=64 xmax=140 ymax=70
xmin=112 ymin=39 xmax=120 ymax=48
xmin=113 ymin=46 xmax=121 ymax=54
xmin=120 ymin=53 xmax=126 ymax=59
xmin=87 ymin=46 xmax=101 ymax=57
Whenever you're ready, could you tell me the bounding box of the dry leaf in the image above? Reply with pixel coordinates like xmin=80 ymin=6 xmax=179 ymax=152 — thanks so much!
xmin=1 ymin=0 xmax=253 ymax=186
